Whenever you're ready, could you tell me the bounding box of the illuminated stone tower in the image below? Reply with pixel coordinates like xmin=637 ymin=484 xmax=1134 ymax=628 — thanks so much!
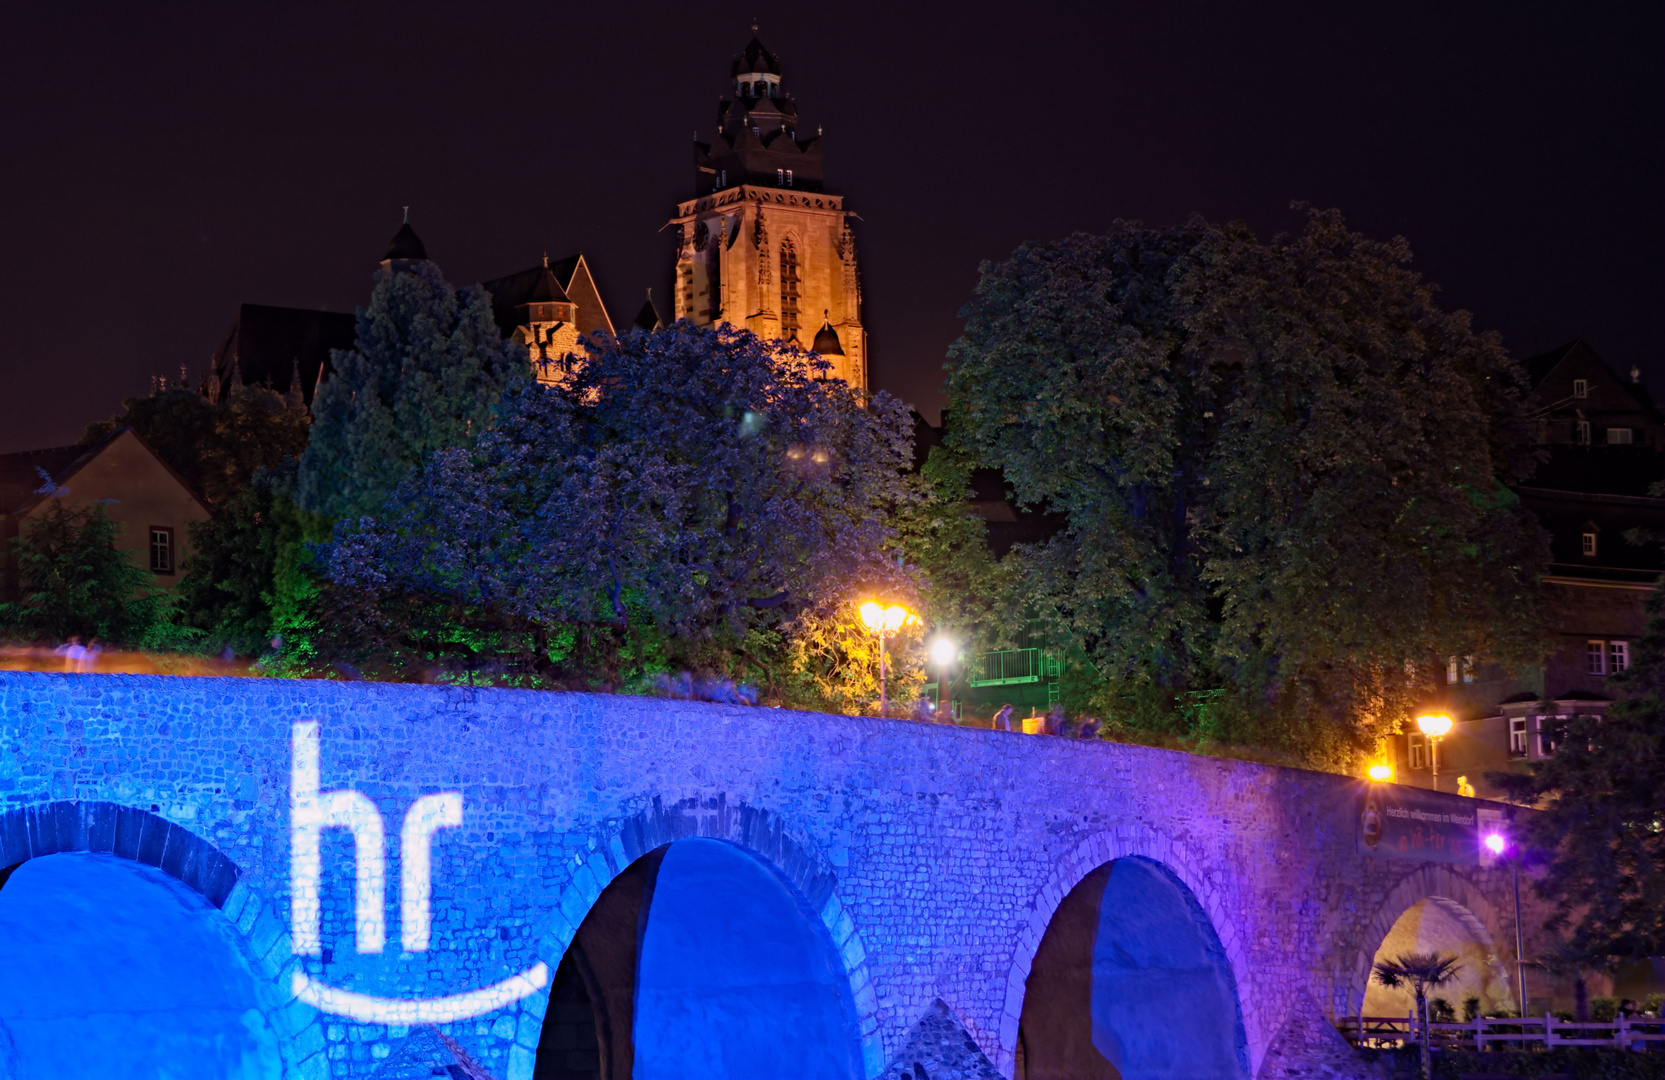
xmin=670 ymin=33 xmax=867 ymax=389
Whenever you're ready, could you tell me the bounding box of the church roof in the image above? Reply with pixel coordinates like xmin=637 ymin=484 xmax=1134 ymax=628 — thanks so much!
xmin=209 ymin=303 xmax=357 ymax=406
xmin=382 ymin=221 xmax=428 ymax=262
xmin=482 ymin=255 xmax=616 ymax=343
xmin=732 ymin=36 xmax=781 ymax=77
xmin=811 ymin=319 xmax=844 ymax=356
xmin=633 ymin=295 xmax=664 ymax=333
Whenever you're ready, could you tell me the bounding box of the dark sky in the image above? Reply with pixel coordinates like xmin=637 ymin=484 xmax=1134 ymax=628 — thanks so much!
xmin=2 ymin=2 xmax=1659 ymax=453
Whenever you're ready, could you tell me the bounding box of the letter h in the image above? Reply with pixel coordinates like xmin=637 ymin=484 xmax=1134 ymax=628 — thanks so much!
xmin=291 ymin=722 xmax=462 ymax=955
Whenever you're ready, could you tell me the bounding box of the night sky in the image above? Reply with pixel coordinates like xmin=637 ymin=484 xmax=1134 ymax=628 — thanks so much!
xmin=2 ymin=2 xmax=1659 ymax=453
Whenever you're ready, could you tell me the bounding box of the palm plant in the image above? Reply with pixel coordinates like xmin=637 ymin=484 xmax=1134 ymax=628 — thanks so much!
xmin=1373 ymin=951 xmax=1463 ymax=1080
xmin=1534 ymin=939 xmax=1612 ymax=1022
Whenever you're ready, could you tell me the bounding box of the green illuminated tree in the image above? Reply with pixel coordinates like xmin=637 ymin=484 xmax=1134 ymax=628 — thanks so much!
xmin=296 ymin=260 xmax=528 ymax=521
xmin=944 ymin=208 xmax=1548 ymax=764
xmin=0 ymin=488 xmax=155 ymax=643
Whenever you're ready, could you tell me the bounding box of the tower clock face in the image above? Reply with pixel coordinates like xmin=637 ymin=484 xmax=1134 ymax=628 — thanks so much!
xmin=692 ymin=221 xmax=710 ymax=252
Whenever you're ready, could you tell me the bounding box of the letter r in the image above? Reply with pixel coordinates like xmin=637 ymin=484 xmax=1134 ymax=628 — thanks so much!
xmin=400 ymin=793 xmax=462 ymax=952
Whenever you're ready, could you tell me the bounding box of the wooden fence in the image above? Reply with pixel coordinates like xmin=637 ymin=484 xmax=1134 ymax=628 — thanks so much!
xmin=1339 ymin=1012 xmax=1665 ymax=1052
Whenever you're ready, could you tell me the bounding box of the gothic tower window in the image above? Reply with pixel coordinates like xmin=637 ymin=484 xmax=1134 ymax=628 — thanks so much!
xmin=780 ymin=240 xmax=800 ymax=339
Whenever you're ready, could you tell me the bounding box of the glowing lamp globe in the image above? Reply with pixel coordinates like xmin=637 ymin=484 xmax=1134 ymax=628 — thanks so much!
xmin=859 ymin=602 xmax=885 ymax=632
xmin=883 ymin=605 xmax=911 ymax=633
xmin=1367 ymin=763 xmax=1394 ymax=782
xmin=1415 ymin=713 xmax=1454 ymax=738
xmin=1484 ymin=832 xmax=1507 ymax=856
xmin=928 ymin=637 xmax=958 ymax=668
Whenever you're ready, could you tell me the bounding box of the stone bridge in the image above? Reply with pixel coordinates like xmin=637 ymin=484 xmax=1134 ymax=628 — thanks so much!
xmin=0 ymin=673 xmax=1549 ymax=1080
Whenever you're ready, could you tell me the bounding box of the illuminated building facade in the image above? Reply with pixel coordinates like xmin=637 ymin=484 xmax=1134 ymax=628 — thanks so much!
xmin=669 ymin=34 xmax=868 ymax=389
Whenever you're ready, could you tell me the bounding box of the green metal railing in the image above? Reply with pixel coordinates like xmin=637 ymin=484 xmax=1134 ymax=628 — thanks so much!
xmin=968 ymin=648 xmax=1059 ymax=688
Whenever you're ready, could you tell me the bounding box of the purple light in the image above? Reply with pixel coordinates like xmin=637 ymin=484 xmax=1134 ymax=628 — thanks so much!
xmin=1483 ymin=832 xmax=1507 ymax=855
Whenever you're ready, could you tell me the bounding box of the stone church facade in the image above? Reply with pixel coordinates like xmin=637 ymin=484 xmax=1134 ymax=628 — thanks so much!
xmin=669 ymin=35 xmax=868 ymax=389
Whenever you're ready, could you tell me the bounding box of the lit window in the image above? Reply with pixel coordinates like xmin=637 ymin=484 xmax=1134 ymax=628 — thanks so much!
xmin=1576 ymin=421 xmax=1591 ymax=444
xmin=1408 ymin=733 xmax=1428 ymax=770
xmin=1538 ymin=715 xmax=1562 ymax=756
xmin=785 ymin=169 xmax=794 ymax=187
xmin=1572 ymin=379 xmax=1588 ymax=398
xmin=149 ymin=527 xmax=173 ymax=574
xmin=1582 ymin=532 xmax=1597 ymax=556
xmin=1508 ymin=716 xmax=1527 ymax=757
xmin=1587 ymin=640 xmax=1607 ymax=676
xmin=1609 ymin=640 xmax=1628 ymax=673
xmin=1446 ymin=657 xmax=1459 ymax=684
xmin=777 ymin=168 xmax=785 ymax=185
xmin=1607 ymin=427 xmax=1633 ymax=444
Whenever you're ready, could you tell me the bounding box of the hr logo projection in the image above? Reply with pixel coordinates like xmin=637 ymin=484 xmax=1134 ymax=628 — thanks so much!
xmin=288 ymin=721 xmax=549 ymax=1023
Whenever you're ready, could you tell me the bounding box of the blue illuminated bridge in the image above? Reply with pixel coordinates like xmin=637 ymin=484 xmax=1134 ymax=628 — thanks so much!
xmin=0 ymin=674 xmax=1546 ymax=1079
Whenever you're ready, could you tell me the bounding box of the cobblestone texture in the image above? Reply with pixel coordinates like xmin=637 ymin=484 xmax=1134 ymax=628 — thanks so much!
xmin=0 ymin=673 xmax=1550 ymax=1079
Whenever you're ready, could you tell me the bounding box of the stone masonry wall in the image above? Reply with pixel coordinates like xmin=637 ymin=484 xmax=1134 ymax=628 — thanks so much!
xmin=0 ymin=673 xmax=1550 ymax=1080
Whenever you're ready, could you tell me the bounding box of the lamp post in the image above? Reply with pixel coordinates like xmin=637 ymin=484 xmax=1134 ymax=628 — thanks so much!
xmin=860 ymin=602 xmax=914 ymax=718
xmin=1415 ymin=713 xmax=1453 ymax=790
xmin=1485 ymin=829 xmax=1530 ymax=1016
xmin=928 ymin=636 xmax=958 ymax=723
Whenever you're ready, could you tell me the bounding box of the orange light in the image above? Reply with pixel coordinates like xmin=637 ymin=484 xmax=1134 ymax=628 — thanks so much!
xmin=860 ymin=602 xmax=918 ymax=634
xmin=1415 ymin=713 xmax=1453 ymax=738
xmin=1368 ymin=763 xmax=1394 ymax=782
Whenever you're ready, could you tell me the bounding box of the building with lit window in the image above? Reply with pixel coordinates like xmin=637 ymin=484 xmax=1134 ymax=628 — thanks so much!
xmin=1389 ymin=342 xmax=1662 ymax=796
xmin=0 ymin=428 xmax=210 ymax=597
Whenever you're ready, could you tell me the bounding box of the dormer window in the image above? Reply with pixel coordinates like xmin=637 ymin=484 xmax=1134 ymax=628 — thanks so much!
xmin=1582 ymin=531 xmax=1597 ymax=556
xmin=785 ymin=169 xmax=794 ymax=187
xmin=777 ymin=168 xmax=785 ymax=185
xmin=1572 ymin=378 xmax=1588 ymax=398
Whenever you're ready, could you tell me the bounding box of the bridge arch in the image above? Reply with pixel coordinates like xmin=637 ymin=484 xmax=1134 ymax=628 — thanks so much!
xmin=521 ymin=796 xmax=881 ymax=1080
xmin=0 ymin=800 xmax=318 ymax=1079
xmin=998 ymin=829 xmax=1255 ymax=1079
xmin=1348 ymin=865 xmax=1514 ymax=1020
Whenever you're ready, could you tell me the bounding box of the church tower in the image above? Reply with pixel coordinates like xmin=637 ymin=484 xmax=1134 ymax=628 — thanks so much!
xmin=670 ymin=33 xmax=867 ymax=389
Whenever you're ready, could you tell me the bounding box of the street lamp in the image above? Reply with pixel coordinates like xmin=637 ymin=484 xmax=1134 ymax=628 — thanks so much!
xmin=1415 ymin=713 xmax=1453 ymax=788
xmin=860 ymin=602 xmax=915 ymax=718
xmin=1484 ymin=829 xmax=1529 ymax=1016
xmin=928 ymin=636 xmax=959 ymax=723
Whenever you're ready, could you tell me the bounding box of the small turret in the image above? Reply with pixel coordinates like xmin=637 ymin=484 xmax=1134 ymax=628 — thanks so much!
xmin=380 ymin=208 xmax=430 ymax=277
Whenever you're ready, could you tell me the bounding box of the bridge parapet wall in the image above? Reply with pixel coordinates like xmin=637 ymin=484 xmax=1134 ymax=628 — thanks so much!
xmin=0 ymin=673 xmax=1546 ymax=1079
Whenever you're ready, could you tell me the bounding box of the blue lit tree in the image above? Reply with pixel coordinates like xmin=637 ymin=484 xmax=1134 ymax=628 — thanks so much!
xmin=322 ymin=323 xmax=919 ymax=685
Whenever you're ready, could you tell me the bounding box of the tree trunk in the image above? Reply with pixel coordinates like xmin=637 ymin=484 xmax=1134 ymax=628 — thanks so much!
xmin=1418 ymin=991 xmax=1432 ymax=1080
xmin=1574 ymin=975 xmax=1589 ymax=1022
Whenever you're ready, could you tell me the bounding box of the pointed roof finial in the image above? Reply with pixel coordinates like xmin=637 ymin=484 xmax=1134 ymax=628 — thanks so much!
xmin=543 ymin=252 xmax=549 ymax=268
xmin=751 ymin=16 xmax=758 ymax=33
xmin=402 ymin=205 xmax=410 ymax=224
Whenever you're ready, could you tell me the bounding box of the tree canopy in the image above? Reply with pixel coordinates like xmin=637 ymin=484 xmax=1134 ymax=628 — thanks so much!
xmin=944 ymin=208 xmax=1548 ymax=762
xmin=296 ymin=260 xmax=528 ymax=520
xmin=321 ymin=323 xmax=920 ymax=685
xmin=0 ymin=490 xmax=156 ymax=643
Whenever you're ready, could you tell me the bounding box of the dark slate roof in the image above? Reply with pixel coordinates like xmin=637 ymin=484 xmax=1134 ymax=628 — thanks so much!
xmin=812 ymin=320 xmax=844 ymax=356
xmin=0 ymin=441 xmax=100 ymax=515
xmin=382 ymin=221 xmax=428 ymax=262
xmin=209 ymin=304 xmax=358 ymax=405
xmin=1523 ymin=340 xmax=1581 ymax=389
xmin=481 ymin=256 xmax=615 ymax=344
xmin=732 ymin=36 xmax=781 ymax=76
xmin=633 ymin=295 xmax=664 ymax=333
